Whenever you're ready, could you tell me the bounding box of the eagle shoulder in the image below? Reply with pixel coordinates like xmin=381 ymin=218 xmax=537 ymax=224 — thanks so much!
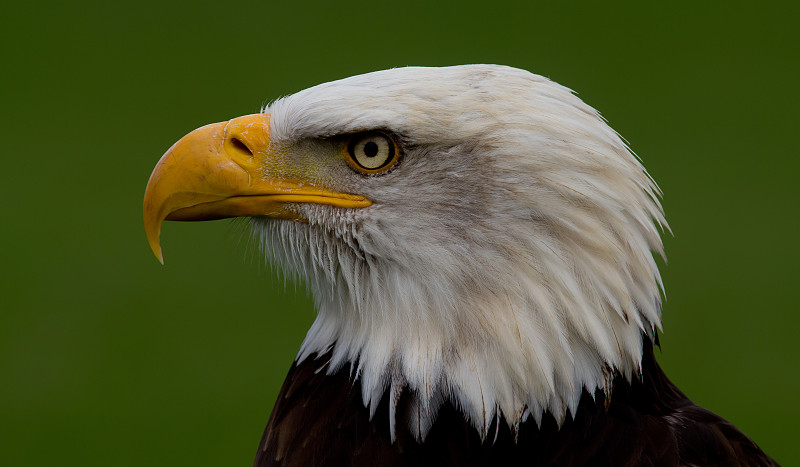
xmin=254 ymin=339 xmax=776 ymax=467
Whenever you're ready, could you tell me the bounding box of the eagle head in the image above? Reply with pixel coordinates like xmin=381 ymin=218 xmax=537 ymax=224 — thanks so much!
xmin=144 ymin=65 xmax=666 ymax=440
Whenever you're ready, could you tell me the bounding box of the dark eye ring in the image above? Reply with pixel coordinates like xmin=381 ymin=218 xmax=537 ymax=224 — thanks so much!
xmin=347 ymin=132 xmax=398 ymax=173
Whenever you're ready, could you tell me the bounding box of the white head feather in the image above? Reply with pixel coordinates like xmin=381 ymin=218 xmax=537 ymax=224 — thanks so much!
xmin=254 ymin=65 xmax=667 ymax=440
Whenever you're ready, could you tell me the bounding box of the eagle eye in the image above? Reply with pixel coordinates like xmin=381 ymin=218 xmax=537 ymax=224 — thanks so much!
xmin=346 ymin=132 xmax=398 ymax=173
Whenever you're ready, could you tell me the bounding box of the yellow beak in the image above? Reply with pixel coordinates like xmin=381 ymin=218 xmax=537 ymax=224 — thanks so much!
xmin=143 ymin=113 xmax=371 ymax=264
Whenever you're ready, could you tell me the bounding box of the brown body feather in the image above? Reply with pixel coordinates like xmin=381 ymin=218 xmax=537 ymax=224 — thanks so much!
xmin=254 ymin=338 xmax=775 ymax=467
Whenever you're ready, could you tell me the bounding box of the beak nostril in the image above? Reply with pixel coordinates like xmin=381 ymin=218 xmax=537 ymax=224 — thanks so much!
xmin=230 ymin=137 xmax=254 ymax=157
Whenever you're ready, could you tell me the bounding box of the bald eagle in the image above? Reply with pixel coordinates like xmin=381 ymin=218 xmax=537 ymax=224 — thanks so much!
xmin=143 ymin=65 xmax=774 ymax=466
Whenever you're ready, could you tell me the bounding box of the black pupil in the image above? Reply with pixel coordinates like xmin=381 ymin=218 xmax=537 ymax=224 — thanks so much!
xmin=363 ymin=141 xmax=379 ymax=158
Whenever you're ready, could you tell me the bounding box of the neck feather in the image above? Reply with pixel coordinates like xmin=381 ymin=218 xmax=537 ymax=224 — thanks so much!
xmin=254 ymin=215 xmax=663 ymax=441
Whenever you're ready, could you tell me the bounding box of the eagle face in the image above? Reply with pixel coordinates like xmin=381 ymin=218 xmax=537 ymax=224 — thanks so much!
xmin=144 ymin=65 xmax=667 ymax=439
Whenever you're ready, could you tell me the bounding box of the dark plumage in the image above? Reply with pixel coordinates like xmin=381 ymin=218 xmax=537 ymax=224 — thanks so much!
xmin=256 ymin=338 xmax=775 ymax=466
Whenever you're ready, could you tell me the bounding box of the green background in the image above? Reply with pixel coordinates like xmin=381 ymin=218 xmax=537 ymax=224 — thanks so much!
xmin=2 ymin=1 xmax=797 ymax=465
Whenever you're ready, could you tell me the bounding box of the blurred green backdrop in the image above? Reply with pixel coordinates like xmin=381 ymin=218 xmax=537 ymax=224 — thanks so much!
xmin=1 ymin=0 xmax=797 ymax=465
